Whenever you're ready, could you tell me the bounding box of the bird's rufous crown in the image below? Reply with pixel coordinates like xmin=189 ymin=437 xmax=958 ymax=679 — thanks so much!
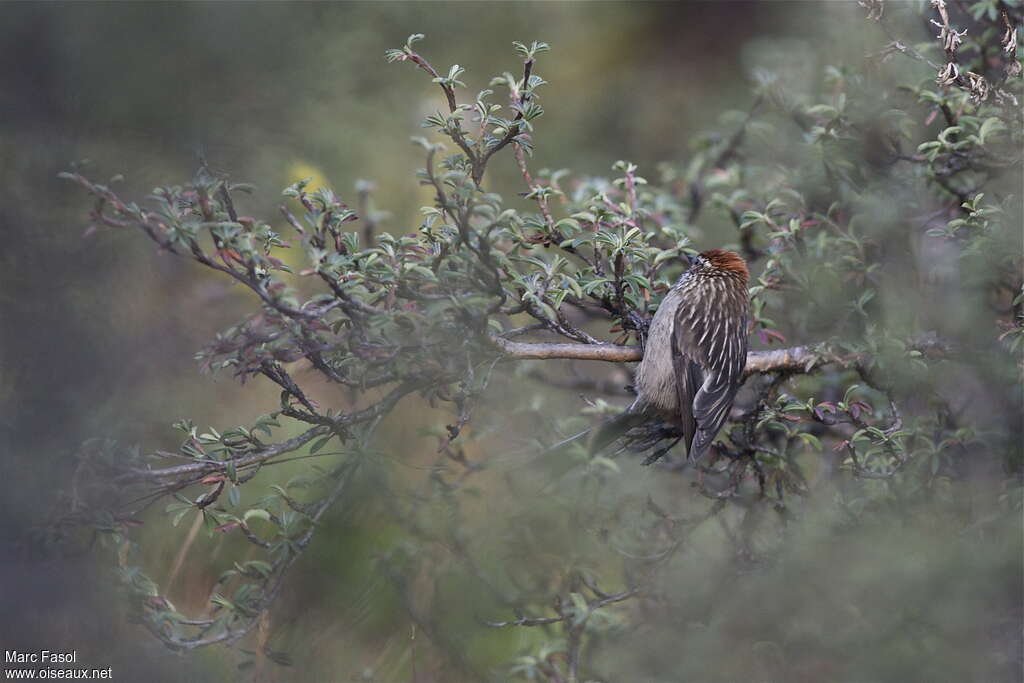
xmin=700 ymin=249 xmax=749 ymax=282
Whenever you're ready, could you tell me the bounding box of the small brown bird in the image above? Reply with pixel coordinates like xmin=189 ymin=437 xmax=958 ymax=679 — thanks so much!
xmin=592 ymin=249 xmax=750 ymax=461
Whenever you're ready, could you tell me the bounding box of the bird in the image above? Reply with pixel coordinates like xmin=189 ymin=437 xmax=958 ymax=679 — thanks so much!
xmin=590 ymin=249 xmax=750 ymax=463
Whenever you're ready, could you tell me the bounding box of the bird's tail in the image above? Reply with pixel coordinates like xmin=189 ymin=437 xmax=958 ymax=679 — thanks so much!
xmin=588 ymin=409 xmax=649 ymax=455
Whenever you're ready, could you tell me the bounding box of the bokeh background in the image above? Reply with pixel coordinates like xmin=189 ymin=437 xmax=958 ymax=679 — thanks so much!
xmin=1 ymin=2 xmax=1020 ymax=682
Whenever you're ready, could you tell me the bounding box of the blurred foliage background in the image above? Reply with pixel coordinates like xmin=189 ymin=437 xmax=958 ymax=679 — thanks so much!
xmin=0 ymin=2 xmax=1020 ymax=682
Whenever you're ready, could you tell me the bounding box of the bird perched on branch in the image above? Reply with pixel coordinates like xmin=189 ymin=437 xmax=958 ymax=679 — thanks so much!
xmin=591 ymin=249 xmax=750 ymax=463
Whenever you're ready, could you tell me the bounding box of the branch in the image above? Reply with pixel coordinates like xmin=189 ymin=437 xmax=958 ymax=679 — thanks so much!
xmin=490 ymin=337 xmax=863 ymax=377
xmin=476 ymin=56 xmax=534 ymax=181
xmin=120 ymin=381 xmax=423 ymax=485
xmin=121 ymin=425 xmax=330 ymax=484
xmin=149 ymin=460 xmax=360 ymax=651
xmin=399 ymin=50 xmax=479 ymax=165
xmin=491 ymin=337 xmax=641 ymax=362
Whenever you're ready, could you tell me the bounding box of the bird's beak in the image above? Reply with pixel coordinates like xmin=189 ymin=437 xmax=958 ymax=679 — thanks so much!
xmin=684 ymin=252 xmax=699 ymax=268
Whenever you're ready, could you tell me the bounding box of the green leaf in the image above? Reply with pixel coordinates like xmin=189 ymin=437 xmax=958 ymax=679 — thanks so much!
xmin=977 ymin=117 xmax=1006 ymax=145
xmin=569 ymin=592 xmax=589 ymax=625
xmin=171 ymin=507 xmax=193 ymax=528
xmin=309 ymin=435 xmax=334 ymax=454
xmin=243 ymin=509 xmax=271 ymax=525
xmin=797 ymin=433 xmax=822 ymax=451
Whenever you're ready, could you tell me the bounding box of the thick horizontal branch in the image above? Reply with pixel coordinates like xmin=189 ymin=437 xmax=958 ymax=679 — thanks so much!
xmin=490 ymin=337 xmax=857 ymax=377
xmin=492 ymin=337 xmax=643 ymax=362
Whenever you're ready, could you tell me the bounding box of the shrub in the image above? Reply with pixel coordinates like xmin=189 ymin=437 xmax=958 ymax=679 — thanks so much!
xmin=54 ymin=3 xmax=1021 ymax=680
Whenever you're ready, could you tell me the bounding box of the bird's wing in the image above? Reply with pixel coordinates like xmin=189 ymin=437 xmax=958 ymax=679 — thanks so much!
xmin=672 ymin=301 xmax=747 ymax=460
xmin=670 ymin=328 xmax=700 ymax=458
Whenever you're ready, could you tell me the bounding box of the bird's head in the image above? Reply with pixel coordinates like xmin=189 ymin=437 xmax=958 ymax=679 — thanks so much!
xmin=685 ymin=249 xmax=749 ymax=284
